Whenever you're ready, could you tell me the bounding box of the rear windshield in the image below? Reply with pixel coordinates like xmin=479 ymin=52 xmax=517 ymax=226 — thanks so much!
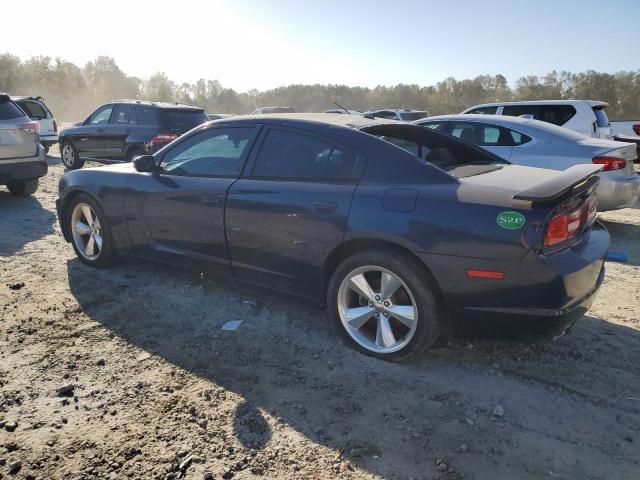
xmin=16 ymin=100 xmax=49 ymax=120
xmin=593 ymin=108 xmax=610 ymax=128
xmin=363 ymin=124 xmax=509 ymax=178
xmin=522 ymin=119 xmax=588 ymax=141
xmin=0 ymin=100 xmax=26 ymax=120
xmin=398 ymin=111 xmax=429 ymax=121
xmin=159 ymin=109 xmax=207 ymax=130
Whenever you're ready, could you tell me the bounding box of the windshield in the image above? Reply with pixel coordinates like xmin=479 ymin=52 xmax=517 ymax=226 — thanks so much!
xmin=398 ymin=111 xmax=429 ymax=121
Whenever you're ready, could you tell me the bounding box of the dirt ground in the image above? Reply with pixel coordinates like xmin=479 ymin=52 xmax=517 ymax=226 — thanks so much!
xmin=1 ymin=147 xmax=639 ymax=480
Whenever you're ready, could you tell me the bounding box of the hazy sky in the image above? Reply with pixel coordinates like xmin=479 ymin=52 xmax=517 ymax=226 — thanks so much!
xmin=2 ymin=0 xmax=639 ymax=91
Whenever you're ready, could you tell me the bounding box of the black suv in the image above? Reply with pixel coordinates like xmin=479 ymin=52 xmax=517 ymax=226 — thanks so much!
xmin=59 ymin=100 xmax=208 ymax=169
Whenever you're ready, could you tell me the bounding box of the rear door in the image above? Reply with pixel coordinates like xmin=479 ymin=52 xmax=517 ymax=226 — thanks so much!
xmin=225 ymin=126 xmax=363 ymax=298
xmin=0 ymin=100 xmax=35 ymax=160
xmin=102 ymin=104 xmax=137 ymax=161
xmin=125 ymin=126 xmax=258 ymax=274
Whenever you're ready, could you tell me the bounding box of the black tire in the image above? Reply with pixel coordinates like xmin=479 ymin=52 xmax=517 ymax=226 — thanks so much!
xmin=43 ymin=144 xmax=50 ymax=154
xmin=327 ymin=249 xmax=441 ymax=361
xmin=60 ymin=140 xmax=84 ymax=170
xmin=66 ymin=193 xmax=117 ymax=267
xmin=125 ymin=147 xmax=144 ymax=162
xmin=7 ymin=178 xmax=39 ymax=196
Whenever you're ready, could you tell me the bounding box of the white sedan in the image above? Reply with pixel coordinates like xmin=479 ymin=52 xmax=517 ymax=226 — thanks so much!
xmin=415 ymin=114 xmax=640 ymax=211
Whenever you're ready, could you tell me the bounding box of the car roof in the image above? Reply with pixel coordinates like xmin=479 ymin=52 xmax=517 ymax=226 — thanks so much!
xmin=366 ymin=109 xmax=428 ymax=113
xmin=420 ymin=114 xmax=533 ymax=124
xmin=210 ymin=112 xmax=402 ymax=130
xmin=112 ymin=99 xmax=203 ymax=110
xmin=466 ymin=99 xmax=609 ymax=108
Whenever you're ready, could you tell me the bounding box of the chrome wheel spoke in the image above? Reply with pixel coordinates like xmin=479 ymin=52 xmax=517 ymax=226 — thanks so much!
xmin=348 ymin=274 xmax=375 ymax=302
xmin=74 ymin=221 xmax=91 ymax=235
xmin=344 ymin=306 xmax=375 ymax=329
xmin=380 ymin=272 xmax=402 ymax=301
xmin=85 ymin=235 xmax=96 ymax=256
xmin=81 ymin=205 xmax=93 ymax=225
xmin=375 ymin=315 xmax=396 ymax=348
xmin=387 ymin=305 xmax=416 ymax=329
xmin=93 ymin=233 xmax=103 ymax=251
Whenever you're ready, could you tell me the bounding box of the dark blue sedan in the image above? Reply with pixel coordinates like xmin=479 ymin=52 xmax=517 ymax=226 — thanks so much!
xmin=56 ymin=114 xmax=609 ymax=361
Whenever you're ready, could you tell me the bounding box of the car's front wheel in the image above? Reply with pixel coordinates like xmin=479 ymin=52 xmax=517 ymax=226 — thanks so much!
xmin=61 ymin=141 xmax=84 ymax=170
xmin=7 ymin=178 xmax=39 ymax=196
xmin=66 ymin=194 xmax=117 ymax=267
xmin=327 ymin=249 xmax=441 ymax=361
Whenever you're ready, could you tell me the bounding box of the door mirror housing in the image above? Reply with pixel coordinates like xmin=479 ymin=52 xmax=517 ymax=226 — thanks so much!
xmin=133 ymin=154 xmax=157 ymax=172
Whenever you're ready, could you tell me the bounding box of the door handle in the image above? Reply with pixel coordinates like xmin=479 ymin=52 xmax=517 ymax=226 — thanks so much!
xmin=314 ymin=201 xmax=338 ymax=214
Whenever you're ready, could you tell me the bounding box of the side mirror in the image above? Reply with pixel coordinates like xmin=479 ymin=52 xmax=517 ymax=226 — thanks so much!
xmin=133 ymin=154 xmax=157 ymax=172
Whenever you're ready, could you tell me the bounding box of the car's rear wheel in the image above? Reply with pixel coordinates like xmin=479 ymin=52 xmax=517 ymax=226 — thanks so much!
xmin=7 ymin=178 xmax=39 ymax=196
xmin=61 ymin=141 xmax=84 ymax=170
xmin=67 ymin=194 xmax=116 ymax=267
xmin=327 ymin=249 xmax=441 ymax=361
xmin=126 ymin=147 xmax=144 ymax=162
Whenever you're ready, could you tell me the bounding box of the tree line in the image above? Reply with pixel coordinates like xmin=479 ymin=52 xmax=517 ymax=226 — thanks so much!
xmin=1 ymin=53 xmax=639 ymax=121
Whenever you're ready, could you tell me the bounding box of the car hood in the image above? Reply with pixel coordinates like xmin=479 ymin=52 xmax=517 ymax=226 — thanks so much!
xmin=85 ymin=162 xmax=137 ymax=173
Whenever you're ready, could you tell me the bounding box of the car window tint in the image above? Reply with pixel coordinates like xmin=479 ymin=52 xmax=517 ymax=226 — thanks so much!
xmin=17 ymin=100 xmax=47 ymax=119
xmin=502 ymin=105 xmax=576 ymax=126
xmin=466 ymin=106 xmax=498 ymax=115
xmin=113 ymin=105 xmax=136 ymax=124
xmin=253 ymin=129 xmax=358 ymax=180
xmin=161 ymin=127 xmax=254 ymax=177
xmin=450 ymin=122 xmax=529 ymax=147
xmin=89 ymin=106 xmax=113 ymax=125
xmin=0 ymin=100 xmax=26 ymax=120
xmin=382 ymin=136 xmax=431 ymax=160
xmin=138 ymin=106 xmax=160 ymax=125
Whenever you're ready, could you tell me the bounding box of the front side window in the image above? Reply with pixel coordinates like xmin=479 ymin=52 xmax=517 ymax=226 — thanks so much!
xmin=89 ymin=105 xmax=114 ymax=125
xmin=17 ymin=100 xmax=48 ymax=119
xmin=252 ymin=129 xmax=359 ymax=181
xmin=160 ymin=127 xmax=255 ymax=177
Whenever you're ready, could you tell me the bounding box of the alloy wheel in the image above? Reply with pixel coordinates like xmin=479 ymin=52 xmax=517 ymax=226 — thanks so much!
xmin=337 ymin=266 xmax=418 ymax=354
xmin=71 ymin=203 xmax=103 ymax=261
xmin=62 ymin=144 xmax=75 ymax=167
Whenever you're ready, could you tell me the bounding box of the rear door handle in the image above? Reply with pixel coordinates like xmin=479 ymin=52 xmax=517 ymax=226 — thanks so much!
xmin=314 ymin=201 xmax=338 ymax=214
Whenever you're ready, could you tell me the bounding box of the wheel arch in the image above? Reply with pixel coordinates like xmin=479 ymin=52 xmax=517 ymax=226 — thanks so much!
xmin=321 ymin=236 xmax=449 ymax=327
xmin=60 ymin=188 xmax=103 ymax=242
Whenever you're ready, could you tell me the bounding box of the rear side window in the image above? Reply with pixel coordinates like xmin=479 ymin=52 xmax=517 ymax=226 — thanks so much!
xmin=0 ymin=100 xmax=26 ymax=120
xmin=398 ymin=111 xmax=429 ymax=121
xmin=466 ymin=106 xmax=498 ymax=115
xmin=593 ymin=108 xmax=610 ymax=127
xmin=449 ymin=122 xmax=531 ymax=146
xmin=16 ymin=100 xmax=48 ymax=120
xmin=159 ymin=109 xmax=208 ymax=130
xmin=112 ymin=104 xmax=137 ymax=124
xmin=252 ymin=129 xmax=359 ymax=181
xmin=502 ymin=105 xmax=576 ymax=126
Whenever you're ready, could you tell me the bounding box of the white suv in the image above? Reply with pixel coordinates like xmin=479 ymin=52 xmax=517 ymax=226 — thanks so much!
xmin=11 ymin=96 xmax=58 ymax=153
xmin=461 ymin=100 xmax=612 ymax=139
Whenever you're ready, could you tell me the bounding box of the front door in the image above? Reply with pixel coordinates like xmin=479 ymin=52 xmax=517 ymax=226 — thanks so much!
xmin=125 ymin=125 xmax=259 ymax=274
xmin=72 ymin=104 xmax=114 ymax=158
xmin=226 ymin=127 xmax=363 ymax=299
xmin=102 ymin=104 xmax=137 ymax=161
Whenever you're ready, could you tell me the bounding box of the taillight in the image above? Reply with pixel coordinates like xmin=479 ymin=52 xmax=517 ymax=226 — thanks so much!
xmin=544 ymin=197 xmax=597 ymax=249
xmin=633 ymin=124 xmax=640 ymax=135
xmin=53 ymin=119 xmax=58 ymax=133
xmin=149 ymin=132 xmax=178 ymax=147
xmin=592 ymin=156 xmax=626 ymax=171
xmin=18 ymin=121 xmax=40 ymax=134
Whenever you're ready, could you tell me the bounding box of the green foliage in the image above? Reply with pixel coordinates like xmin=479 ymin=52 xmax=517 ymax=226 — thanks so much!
xmin=1 ymin=53 xmax=638 ymax=121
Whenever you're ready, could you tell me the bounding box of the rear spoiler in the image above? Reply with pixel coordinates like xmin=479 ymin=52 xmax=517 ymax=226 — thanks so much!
xmin=513 ymin=164 xmax=602 ymax=206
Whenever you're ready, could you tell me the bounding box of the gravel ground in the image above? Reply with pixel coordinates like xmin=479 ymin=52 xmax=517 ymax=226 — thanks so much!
xmin=1 ymin=148 xmax=639 ymax=480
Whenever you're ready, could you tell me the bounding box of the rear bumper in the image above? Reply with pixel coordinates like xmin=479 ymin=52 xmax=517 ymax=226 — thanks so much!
xmin=597 ymin=174 xmax=640 ymax=210
xmin=39 ymin=135 xmax=58 ymax=146
xmin=0 ymin=148 xmax=47 ymax=184
xmin=417 ymin=222 xmax=609 ymax=339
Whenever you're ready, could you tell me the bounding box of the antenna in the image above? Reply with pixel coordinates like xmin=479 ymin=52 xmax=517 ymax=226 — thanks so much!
xmin=334 ymin=101 xmax=350 ymax=115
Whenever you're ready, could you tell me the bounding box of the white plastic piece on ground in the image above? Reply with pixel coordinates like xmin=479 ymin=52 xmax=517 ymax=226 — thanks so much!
xmin=222 ymin=320 xmax=243 ymax=331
